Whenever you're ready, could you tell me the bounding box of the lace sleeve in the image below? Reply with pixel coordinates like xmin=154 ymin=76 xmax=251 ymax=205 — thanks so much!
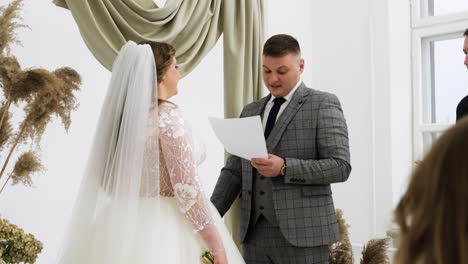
xmin=158 ymin=105 xmax=216 ymax=232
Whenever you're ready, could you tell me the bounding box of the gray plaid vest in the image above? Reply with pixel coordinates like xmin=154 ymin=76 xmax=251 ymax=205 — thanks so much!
xmin=250 ymin=169 xmax=277 ymax=226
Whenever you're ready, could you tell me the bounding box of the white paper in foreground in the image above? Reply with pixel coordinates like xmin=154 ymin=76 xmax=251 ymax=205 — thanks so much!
xmin=209 ymin=116 xmax=268 ymax=160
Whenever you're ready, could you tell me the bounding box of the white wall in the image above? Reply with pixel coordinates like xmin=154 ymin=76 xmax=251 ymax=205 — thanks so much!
xmin=0 ymin=0 xmax=415 ymax=263
xmin=387 ymin=0 xmax=412 ymax=207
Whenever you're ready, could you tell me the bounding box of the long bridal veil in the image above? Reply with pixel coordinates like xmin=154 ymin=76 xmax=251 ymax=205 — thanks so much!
xmin=57 ymin=41 xmax=161 ymax=263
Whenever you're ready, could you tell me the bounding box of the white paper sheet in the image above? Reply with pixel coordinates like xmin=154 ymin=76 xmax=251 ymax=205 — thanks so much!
xmin=209 ymin=116 xmax=268 ymax=160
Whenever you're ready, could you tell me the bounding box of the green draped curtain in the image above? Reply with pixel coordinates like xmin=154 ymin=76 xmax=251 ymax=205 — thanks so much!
xmin=53 ymin=0 xmax=265 ymax=248
xmin=53 ymin=0 xmax=264 ymax=118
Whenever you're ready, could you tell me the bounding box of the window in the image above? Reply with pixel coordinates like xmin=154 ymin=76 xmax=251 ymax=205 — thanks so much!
xmin=411 ymin=0 xmax=468 ymax=160
xmin=421 ymin=0 xmax=468 ymax=18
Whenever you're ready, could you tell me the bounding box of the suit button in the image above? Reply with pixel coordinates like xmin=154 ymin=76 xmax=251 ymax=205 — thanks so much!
xmin=259 ymin=206 xmax=264 ymax=210
xmin=248 ymin=190 xmax=252 ymax=195
xmin=260 ymin=176 xmax=265 ymax=180
xmin=260 ymin=191 xmax=265 ymax=195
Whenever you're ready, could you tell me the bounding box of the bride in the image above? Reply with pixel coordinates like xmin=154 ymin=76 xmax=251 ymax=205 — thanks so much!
xmin=56 ymin=41 xmax=244 ymax=264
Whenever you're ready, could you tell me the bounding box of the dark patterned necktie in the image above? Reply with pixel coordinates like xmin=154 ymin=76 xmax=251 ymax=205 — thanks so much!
xmin=264 ymin=97 xmax=286 ymax=139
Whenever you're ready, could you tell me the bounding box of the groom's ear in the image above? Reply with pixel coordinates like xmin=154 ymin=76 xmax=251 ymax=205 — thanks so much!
xmin=299 ymin=58 xmax=305 ymax=73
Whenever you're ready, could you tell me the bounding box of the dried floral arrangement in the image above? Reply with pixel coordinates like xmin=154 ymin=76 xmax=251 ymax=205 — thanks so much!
xmin=0 ymin=219 xmax=42 ymax=264
xmin=329 ymin=209 xmax=391 ymax=264
xmin=0 ymin=0 xmax=81 ymax=263
xmin=0 ymin=0 xmax=81 ymax=193
xmin=329 ymin=209 xmax=354 ymax=264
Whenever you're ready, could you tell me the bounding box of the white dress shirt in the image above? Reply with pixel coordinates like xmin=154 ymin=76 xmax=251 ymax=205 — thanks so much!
xmin=262 ymin=80 xmax=302 ymax=131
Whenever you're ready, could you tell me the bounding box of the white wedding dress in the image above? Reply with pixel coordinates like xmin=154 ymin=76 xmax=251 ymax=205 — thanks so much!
xmin=83 ymin=103 xmax=245 ymax=263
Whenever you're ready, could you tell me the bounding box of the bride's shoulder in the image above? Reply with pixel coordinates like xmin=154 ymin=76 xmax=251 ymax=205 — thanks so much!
xmin=157 ymin=101 xmax=186 ymax=135
xmin=158 ymin=99 xmax=178 ymax=109
xmin=158 ymin=100 xmax=181 ymax=115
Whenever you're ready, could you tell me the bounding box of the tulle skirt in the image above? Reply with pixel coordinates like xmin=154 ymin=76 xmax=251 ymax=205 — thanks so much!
xmin=66 ymin=197 xmax=245 ymax=264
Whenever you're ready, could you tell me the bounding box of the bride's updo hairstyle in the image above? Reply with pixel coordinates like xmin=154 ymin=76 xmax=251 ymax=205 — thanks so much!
xmin=139 ymin=41 xmax=176 ymax=83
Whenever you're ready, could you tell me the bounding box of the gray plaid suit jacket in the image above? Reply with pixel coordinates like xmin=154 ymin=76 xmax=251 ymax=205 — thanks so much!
xmin=211 ymin=83 xmax=351 ymax=248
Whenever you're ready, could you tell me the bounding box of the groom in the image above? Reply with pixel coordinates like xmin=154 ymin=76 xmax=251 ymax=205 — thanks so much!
xmin=211 ymin=34 xmax=351 ymax=264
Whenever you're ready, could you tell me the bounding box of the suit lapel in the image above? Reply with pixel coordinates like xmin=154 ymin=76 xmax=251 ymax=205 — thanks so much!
xmin=266 ymin=83 xmax=309 ymax=151
xmin=249 ymin=95 xmax=271 ymax=117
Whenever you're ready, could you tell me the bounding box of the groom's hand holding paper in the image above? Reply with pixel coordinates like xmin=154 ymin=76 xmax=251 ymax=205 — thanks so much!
xmin=251 ymin=154 xmax=285 ymax=177
xmin=208 ymin=116 xmax=268 ymax=160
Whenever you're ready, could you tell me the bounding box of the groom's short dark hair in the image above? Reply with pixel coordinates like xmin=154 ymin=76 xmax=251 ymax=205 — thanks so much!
xmin=263 ymin=34 xmax=301 ymax=57
xmin=465 ymin=29 xmax=468 ymax=36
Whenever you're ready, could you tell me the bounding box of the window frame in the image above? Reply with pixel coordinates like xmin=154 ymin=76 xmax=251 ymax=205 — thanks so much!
xmin=411 ymin=0 xmax=468 ymax=27
xmin=411 ymin=0 xmax=468 ymax=160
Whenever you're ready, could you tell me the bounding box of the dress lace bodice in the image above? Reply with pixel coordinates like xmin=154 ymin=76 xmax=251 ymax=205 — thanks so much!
xmin=141 ymin=101 xmax=214 ymax=232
